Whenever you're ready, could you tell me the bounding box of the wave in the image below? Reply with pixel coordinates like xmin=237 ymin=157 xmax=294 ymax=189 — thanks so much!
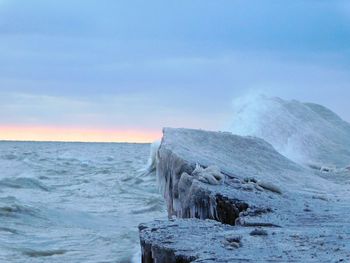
xmin=0 ymin=227 xmax=19 ymax=234
xmin=0 ymin=142 xmax=159 ymax=262
xmin=227 ymin=95 xmax=350 ymax=170
xmin=138 ymin=140 xmax=160 ymax=176
xmin=1 ymin=153 xmax=18 ymax=161
xmin=21 ymin=249 xmax=67 ymax=258
xmin=0 ymin=177 xmax=50 ymax=191
xmin=0 ymin=196 xmax=38 ymax=218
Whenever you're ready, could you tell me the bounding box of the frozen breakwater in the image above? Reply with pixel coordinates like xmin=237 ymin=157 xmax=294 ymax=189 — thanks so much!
xmin=139 ymin=128 xmax=350 ymax=262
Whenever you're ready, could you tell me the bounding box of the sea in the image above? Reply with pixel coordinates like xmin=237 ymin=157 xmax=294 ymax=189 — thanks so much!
xmin=0 ymin=141 xmax=166 ymax=263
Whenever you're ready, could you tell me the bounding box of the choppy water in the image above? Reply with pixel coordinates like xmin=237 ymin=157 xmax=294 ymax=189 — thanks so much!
xmin=0 ymin=141 xmax=166 ymax=263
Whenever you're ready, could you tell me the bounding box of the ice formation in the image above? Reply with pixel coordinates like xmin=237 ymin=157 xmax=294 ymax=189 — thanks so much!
xmin=139 ymin=97 xmax=350 ymax=262
xmin=155 ymin=128 xmax=338 ymax=223
xmin=140 ymin=217 xmax=350 ymax=262
xmin=140 ymin=127 xmax=350 ymax=262
xmin=192 ymin=164 xmax=225 ymax=185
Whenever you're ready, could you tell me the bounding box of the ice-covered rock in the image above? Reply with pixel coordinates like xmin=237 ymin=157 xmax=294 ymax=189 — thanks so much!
xmin=140 ymin=218 xmax=350 ymax=263
xmin=139 ymin=128 xmax=350 ymax=262
xmin=156 ymin=128 xmax=339 ymax=224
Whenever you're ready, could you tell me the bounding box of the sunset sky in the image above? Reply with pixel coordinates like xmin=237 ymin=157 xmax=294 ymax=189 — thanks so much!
xmin=0 ymin=0 xmax=350 ymax=142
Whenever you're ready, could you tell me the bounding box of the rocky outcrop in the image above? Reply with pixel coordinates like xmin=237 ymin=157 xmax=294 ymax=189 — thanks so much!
xmin=139 ymin=218 xmax=349 ymax=262
xmin=139 ymin=128 xmax=350 ymax=262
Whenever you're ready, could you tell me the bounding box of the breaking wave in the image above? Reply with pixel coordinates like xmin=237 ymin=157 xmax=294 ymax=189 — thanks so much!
xmin=227 ymin=95 xmax=350 ymax=170
xmin=138 ymin=140 xmax=160 ymax=176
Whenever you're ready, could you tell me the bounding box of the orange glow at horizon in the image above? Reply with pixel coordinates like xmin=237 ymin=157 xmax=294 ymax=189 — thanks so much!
xmin=0 ymin=125 xmax=162 ymax=143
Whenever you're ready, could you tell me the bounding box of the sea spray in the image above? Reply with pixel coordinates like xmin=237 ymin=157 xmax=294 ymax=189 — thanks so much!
xmin=227 ymin=95 xmax=350 ymax=170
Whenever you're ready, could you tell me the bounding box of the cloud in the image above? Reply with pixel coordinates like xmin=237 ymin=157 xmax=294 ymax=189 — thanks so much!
xmin=0 ymin=91 xmax=227 ymax=131
xmin=0 ymin=0 xmax=350 ymax=136
xmin=1 ymin=47 xmax=350 ymax=131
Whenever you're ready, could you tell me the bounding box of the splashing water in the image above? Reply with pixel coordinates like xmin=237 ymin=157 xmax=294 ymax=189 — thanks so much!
xmin=227 ymin=95 xmax=350 ymax=170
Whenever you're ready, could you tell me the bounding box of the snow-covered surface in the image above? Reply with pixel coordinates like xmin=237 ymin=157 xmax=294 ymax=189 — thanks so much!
xmin=140 ymin=218 xmax=350 ymax=262
xmin=228 ymin=96 xmax=350 ymax=169
xmin=140 ymin=127 xmax=350 ymax=262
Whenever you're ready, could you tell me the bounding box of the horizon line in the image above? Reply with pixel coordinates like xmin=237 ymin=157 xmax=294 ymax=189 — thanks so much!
xmin=0 ymin=139 xmax=151 ymax=144
xmin=0 ymin=125 xmax=162 ymax=143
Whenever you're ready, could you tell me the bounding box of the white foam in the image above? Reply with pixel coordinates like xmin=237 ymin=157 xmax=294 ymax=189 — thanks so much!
xmin=227 ymin=95 xmax=350 ymax=170
xmin=138 ymin=140 xmax=160 ymax=176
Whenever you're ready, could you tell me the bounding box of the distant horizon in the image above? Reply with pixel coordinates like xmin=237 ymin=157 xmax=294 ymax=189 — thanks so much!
xmin=1 ymin=95 xmax=350 ymax=143
xmin=0 ymin=125 xmax=161 ymax=143
xmin=0 ymin=139 xmax=151 ymax=144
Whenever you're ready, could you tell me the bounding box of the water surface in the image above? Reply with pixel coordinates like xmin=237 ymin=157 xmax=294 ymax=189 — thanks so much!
xmin=0 ymin=141 xmax=165 ymax=262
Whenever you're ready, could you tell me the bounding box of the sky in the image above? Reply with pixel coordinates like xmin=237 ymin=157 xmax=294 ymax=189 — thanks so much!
xmin=0 ymin=0 xmax=349 ymax=142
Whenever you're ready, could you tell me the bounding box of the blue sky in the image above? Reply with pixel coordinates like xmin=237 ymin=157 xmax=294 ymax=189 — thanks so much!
xmin=0 ymin=0 xmax=349 ymax=139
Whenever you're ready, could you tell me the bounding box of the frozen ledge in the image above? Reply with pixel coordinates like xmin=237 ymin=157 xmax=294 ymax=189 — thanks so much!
xmin=139 ymin=128 xmax=350 ymax=262
xmin=139 ymin=218 xmax=349 ymax=263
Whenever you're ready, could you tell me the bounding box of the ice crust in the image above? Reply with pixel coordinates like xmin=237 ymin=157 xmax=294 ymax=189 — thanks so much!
xmin=140 ymin=127 xmax=350 ymax=262
xmin=140 ymin=218 xmax=350 ymax=263
xmin=156 ymin=128 xmax=340 ymax=225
